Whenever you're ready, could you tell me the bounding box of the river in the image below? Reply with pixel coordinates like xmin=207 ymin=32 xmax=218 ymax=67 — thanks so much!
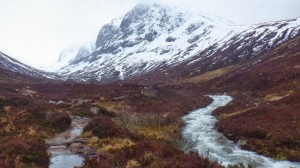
xmin=182 ymin=95 xmax=300 ymax=168
xmin=46 ymin=116 xmax=90 ymax=168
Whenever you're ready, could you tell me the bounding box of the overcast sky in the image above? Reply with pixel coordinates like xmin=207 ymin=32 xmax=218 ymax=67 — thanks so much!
xmin=0 ymin=0 xmax=300 ymax=69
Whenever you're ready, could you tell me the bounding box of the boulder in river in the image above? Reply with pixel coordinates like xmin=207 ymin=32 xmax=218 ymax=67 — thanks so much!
xmin=223 ymin=147 xmax=233 ymax=154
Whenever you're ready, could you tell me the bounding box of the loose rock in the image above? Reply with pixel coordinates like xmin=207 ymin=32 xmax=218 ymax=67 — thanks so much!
xmin=90 ymin=107 xmax=99 ymax=114
xmin=237 ymin=140 xmax=247 ymax=147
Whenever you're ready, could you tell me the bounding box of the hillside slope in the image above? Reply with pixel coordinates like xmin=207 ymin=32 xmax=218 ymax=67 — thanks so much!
xmin=0 ymin=51 xmax=56 ymax=82
xmin=182 ymin=34 xmax=300 ymax=162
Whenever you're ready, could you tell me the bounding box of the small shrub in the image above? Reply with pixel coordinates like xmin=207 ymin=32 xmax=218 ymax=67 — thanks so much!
xmin=0 ymin=137 xmax=49 ymax=168
xmin=84 ymin=115 xmax=130 ymax=139
xmin=126 ymin=160 xmax=141 ymax=168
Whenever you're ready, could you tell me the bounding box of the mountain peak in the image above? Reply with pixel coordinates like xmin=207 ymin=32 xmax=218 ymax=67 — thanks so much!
xmin=58 ymin=3 xmax=300 ymax=83
xmin=95 ymin=2 xmax=192 ymax=50
xmin=120 ymin=2 xmax=187 ymax=29
xmin=133 ymin=1 xmax=169 ymax=9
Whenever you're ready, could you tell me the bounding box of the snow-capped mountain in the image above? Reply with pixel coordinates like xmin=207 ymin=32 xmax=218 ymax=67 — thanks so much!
xmin=58 ymin=3 xmax=300 ymax=82
xmin=0 ymin=51 xmax=56 ymax=80
xmin=45 ymin=42 xmax=95 ymax=71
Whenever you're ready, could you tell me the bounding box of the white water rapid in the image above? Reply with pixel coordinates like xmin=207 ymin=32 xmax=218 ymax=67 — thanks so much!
xmin=182 ymin=95 xmax=300 ymax=168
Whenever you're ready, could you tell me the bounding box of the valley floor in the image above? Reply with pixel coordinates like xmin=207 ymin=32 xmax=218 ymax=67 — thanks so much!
xmin=0 ymin=77 xmax=299 ymax=168
xmin=0 ymin=82 xmax=221 ymax=168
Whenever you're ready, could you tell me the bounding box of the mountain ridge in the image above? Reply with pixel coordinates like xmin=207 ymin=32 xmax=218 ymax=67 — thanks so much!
xmin=57 ymin=3 xmax=300 ymax=83
xmin=0 ymin=51 xmax=56 ymax=82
